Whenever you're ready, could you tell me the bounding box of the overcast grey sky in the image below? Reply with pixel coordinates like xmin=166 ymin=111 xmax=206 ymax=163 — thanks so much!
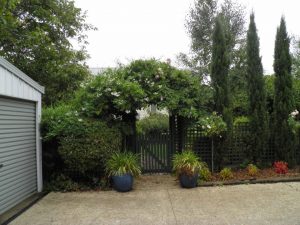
xmin=74 ymin=0 xmax=300 ymax=74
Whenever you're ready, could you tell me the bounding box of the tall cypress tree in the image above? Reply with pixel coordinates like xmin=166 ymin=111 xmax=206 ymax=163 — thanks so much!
xmin=211 ymin=16 xmax=232 ymax=128
xmin=211 ymin=16 xmax=232 ymax=169
xmin=246 ymin=13 xmax=268 ymax=163
xmin=273 ymin=17 xmax=294 ymax=161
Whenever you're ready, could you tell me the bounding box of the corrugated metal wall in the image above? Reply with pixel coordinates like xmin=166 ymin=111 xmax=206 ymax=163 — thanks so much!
xmin=0 ymin=96 xmax=37 ymax=215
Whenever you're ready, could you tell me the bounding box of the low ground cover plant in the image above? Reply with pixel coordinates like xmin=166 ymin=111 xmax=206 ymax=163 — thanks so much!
xmin=273 ymin=161 xmax=288 ymax=174
xmin=247 ymin=164 xmax=259 ymax=176
xmin=199 ymin=165 xmax=212 ymax=181
xmin=219 ymin=168 xmax=234 ymax=180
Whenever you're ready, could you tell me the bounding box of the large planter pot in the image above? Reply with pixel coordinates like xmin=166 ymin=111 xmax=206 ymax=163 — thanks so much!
xmin=179 ymin=173 xmax=198 ymax=188
xmin=112 ymin=174 xmax=133 ymax=192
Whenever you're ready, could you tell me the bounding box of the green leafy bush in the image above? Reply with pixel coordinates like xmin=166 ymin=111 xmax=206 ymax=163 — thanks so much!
xmin=42 ymin=104 xmax=77 ymax=141
xmin=172 ymin=151 xmax=202 ymax=177
xmin=58 ymin=120 xmax=121 ymax=174
xmin=199 ymin=165 xmax=212 ymax=181
xmin=197 ymin=112 xmax=227 ymax=137
xmin=136 ymin=113 xmax=169 ymax=135
xmin=42 ymin=105 xmax=122 ymax=178
xmin=43 ymin=174 xmax=82 ymax=192
xmin=233 ymin=116 xmax=250 ymax=126
xmin=106 ymin=152 xmax=141 ymax=177
xmin=219 ymin=168 xmax=233 ymax=180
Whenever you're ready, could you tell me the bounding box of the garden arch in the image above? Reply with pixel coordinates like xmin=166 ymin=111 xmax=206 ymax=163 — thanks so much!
xmin=77 ymin=59 xmax=206 ymax=171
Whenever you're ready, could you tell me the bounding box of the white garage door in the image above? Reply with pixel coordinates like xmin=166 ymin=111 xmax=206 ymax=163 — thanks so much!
xmin=0 ymin=97 xmax=37 ymax=215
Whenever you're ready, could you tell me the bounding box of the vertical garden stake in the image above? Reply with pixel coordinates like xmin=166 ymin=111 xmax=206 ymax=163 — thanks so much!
xmin=211 ymin=138 xmax=214 ymax=173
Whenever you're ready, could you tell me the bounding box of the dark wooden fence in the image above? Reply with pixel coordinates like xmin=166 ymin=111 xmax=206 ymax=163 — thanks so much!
xmin=136 ymin=133 xmax=172 ymax=173
xmin=137 ymin=123 xmax=300 ymax=173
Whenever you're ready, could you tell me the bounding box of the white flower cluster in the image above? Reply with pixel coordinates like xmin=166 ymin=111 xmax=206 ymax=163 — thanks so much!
xmin=111 ymin=92 xmax=120 ymax=97
xmin=291 ymin=110 xmax=299 ymax=118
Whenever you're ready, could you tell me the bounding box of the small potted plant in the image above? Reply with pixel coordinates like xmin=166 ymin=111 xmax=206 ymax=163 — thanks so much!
xmin=172 ymin=150 xmax=202 ymax=188
xmin=106 ymin=152 xmax=141 ymax=192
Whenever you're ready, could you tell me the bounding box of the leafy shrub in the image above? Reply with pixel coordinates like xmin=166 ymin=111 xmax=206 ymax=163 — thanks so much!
xmin=43 ymin=174 xmax=82 ymax=192
xmin=172 ymin=151 xmax=202 ymax=177
xmin=219 ymin=168 xmax=233 ymax=180
xmin=42 ymin=105 xmax=122 ymax=178
xmin=106 ymin=152 xmax=141 ymax=177
xmin=58 ymin=120 xmax=121 ymax=174
xmin=247 ymin=164 xmax=259 ymax=176
xmin=136 ymin=113 xmax=169 ymax=135
xmin=233 ymin=116 xmax=250 ymax=126
xmin=239 ymin=159 xmax=251 ymax=169
xmin=43 ymin=174 xmax=110 ymax=192
xmin=288 ymin=115 xmax=300 ymax=135
xmin=199 ymin=166 xmax=212 ymax=181
xmin=197 ymin=112 xmax=227 ymax=137
xmin=42 ymin=104 xmax=79 ymax=140
xmin=273 ymin=161 xmax=288 ymax=174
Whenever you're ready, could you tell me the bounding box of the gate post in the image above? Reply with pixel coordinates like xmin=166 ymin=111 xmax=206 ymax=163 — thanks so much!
xmin=177 ymin=115 xmax=185 ymax=152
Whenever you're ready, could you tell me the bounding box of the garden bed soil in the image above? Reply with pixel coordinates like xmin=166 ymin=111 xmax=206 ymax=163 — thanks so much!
xmin=198 ymin=167 xmax=300 ymax=186
xmin=134 ymin=167 xmax=300 ymax=190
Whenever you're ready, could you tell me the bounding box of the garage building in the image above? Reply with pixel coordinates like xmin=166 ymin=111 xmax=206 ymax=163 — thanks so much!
xmin=0 ymin=57 xmax=44 ymax=215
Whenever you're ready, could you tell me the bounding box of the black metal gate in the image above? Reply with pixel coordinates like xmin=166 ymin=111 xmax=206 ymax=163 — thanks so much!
xmin=136 ymin=133 xmax=172 ymax=173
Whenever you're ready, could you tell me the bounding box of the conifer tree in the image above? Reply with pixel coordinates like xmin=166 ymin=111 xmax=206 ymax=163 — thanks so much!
xmin=211 ymin=16 xmax=232 ymax=128
xmin=273 ymin=17 xmax=294 ymax=161
xmin=246 ymin=13 xmax=268 ymax=163
xmin=211 ymin=16 xmax=232 ymax=169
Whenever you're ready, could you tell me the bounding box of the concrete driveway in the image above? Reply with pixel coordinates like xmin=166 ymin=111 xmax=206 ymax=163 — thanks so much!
xmin=8 ymin=176 xmax=300 ymax=225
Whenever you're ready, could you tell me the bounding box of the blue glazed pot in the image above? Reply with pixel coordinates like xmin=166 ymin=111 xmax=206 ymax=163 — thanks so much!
xmin=179 ymin=173 xmax=198 ymax=188
xmin=112 ymin=174 xmax=133 ymax=192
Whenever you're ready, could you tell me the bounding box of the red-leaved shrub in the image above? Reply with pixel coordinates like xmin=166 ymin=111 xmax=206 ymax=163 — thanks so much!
xmin=273 ymin=161 xmax=288 ymax=174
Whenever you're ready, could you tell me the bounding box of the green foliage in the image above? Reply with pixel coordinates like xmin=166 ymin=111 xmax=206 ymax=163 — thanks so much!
xmin=42 ymin=104 xmax=122 ymax=176
xmin=219 ymin=167 xmax=233 ymax=180
xmin=265 ymin=75 xmax=300 ymax=115
xmin=199 ymin=165 xmax=212 ymax=181
xmin=75 ymin=68 xmax=145 ymax=121
xmin=42 ymin=104 xmax=80 ymax=141
xmin=264 ymin=75 xmax=275 ymax=114
xmin=273 ymin=17 xmax=294 ymax=161
xmin=246 ymin=13 xmax=268 ymax=163
xmin=0 ymin=0 xmax=95 ymax=105
xmin=233 ymin=116 xmax=250 ymax=126
xmin=211 ymin=16 xmax=232 ymax=129
xmin=182 ymin=0 xmax=246 ymax=79
xmin=172 ymin=151 xmax=202 ymax=177
xmin=43 ymin=174 xmax=109 ymax=192
xmin=239 ymin=159 xmax=251 ymax=169
xmin=75 ymin=59 xmax=206 ymax=121
xmin=105 ymin=152 xmax=141 ymax=177
xmin=43 ymin=174 xmax=82 ymax=192
xmin=292 ymin=78 xmax=300 ymax=111
xmin=58 ymin=121 xmax=121 ymax=174
xmin=292 ymin=39 xmax=300 ymax=79
xmin=123 ymin=59 xmax=206 ymax=118
xmin=136 ymin=113 xmax=169 ymax=135
xmin=197 ymin=112 xmax=227 ymax=137
xmin=247 ymin=164 xmax=259 ymax=176
xmin=288 ymin=115 xmax=300 ymax=135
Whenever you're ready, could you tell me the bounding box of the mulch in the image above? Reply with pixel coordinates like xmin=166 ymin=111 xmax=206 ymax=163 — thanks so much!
xmin=198 ymin=166 xmax=300 ymax=186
